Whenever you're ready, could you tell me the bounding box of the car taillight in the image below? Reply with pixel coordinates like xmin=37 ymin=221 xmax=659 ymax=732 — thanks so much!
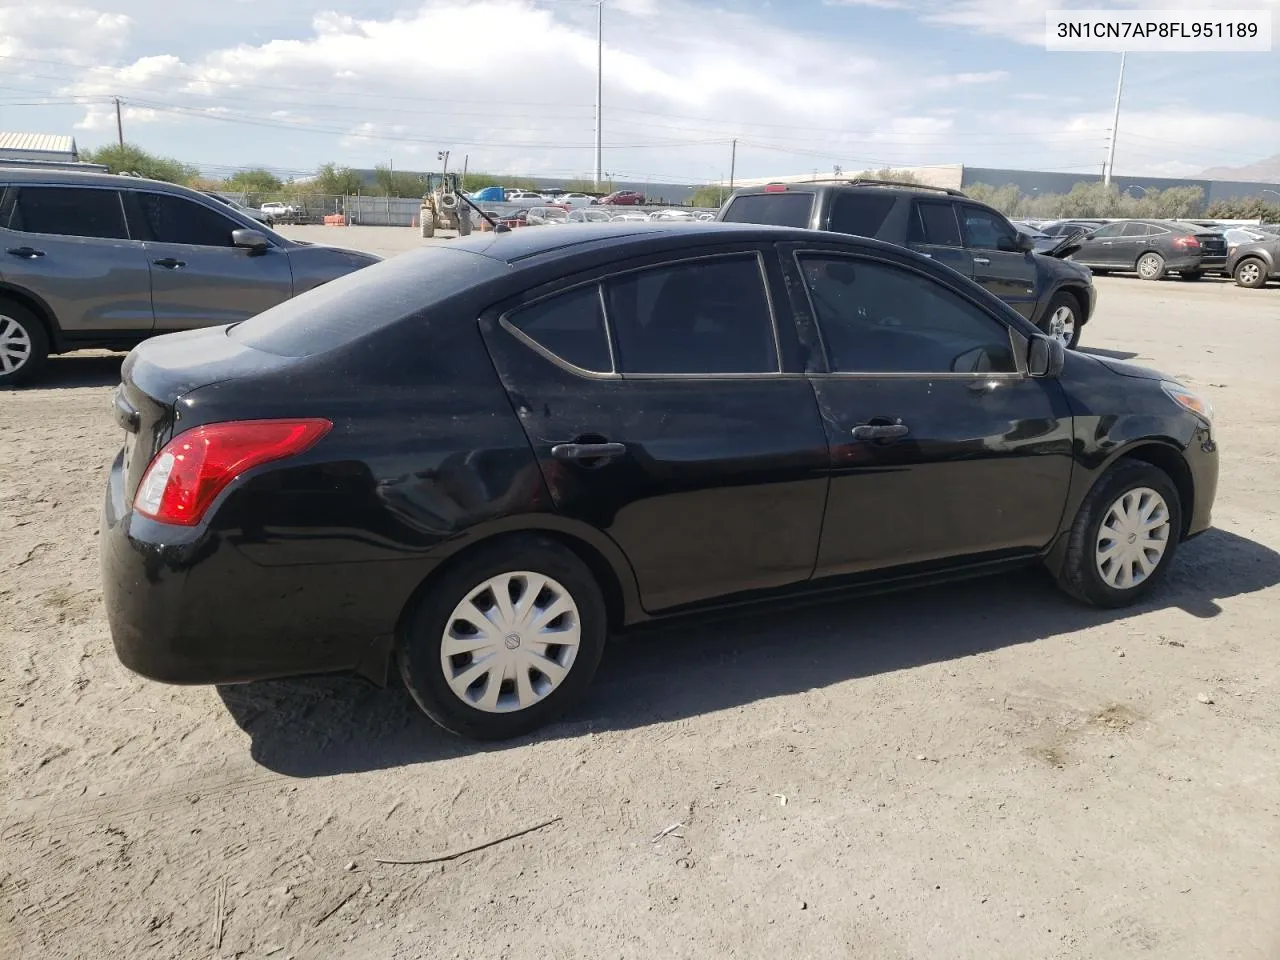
xmin=764 ymin=183 xmax=788 ymax=193
xmin=133 ymin=418 xmax=331 ymax=526
xmin=1173 ymin=236 xmax=1201 ymax=250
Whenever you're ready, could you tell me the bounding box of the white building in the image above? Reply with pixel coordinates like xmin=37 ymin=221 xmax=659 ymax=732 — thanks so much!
xmin=0 ymin=132 xmax=79 ymax=164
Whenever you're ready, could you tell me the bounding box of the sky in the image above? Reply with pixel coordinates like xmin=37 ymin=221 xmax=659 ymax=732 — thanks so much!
xmin=0 ymin=0 xmax=1277 ymax=185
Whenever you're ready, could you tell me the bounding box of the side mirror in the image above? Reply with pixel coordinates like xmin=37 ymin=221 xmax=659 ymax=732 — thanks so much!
xmin=1013 ymin=232 xmax=1035 ymax=253
xmin=232 ymin=228 xmax=269 ymax=254
xmin=1027 ymin=334 xmax=1066 ymax=377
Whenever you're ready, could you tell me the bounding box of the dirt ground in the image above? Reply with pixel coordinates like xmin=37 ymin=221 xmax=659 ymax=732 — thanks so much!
xmin=3 ymin=229 xmax=1280 ymax=960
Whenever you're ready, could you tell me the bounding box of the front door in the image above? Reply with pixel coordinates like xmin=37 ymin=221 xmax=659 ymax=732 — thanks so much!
xmin=479 ymin=249 xmax=831 ymax=613
xmin=1072 ymin=221 xmax=1127 ymax=267
xmin=785 ymin=246 xmax=1074 ymax=577
xmin=0 ymin=184 xmax=152 ymax=335
xmin=906 ymin=200 xmax=974 ymax=279
xmin=126 ymin=190 xmax=294 ymax=331
xmin=957 ymin=204 xmax=1039 ymax=320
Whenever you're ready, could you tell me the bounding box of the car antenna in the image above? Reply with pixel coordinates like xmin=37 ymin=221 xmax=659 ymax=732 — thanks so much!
xmin=457 ymin=192 xmax=509 ymax=234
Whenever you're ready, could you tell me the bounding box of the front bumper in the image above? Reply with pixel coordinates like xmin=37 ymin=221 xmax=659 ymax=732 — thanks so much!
xmin=1183 ymin=425 xmax=1218 ymax=539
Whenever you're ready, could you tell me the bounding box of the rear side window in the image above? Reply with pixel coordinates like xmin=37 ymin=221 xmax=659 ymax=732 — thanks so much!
xmin=1122 ymin=222 xmax=1151 ymax=237
xmin=230 ymin=247 xmax=502 ymax=357
xmin=506 ymin=286 xmax=612 ymax=373
xmin=604 ymin=255 xmax=778 ymax=374
xmin=135 ymin=192 xmax=238 ymax=247
xmin=908 ymin=202 xmax=962 ymax=246
xmin=721 ymin=192 xmax=814 ymax=228
xmin=3 ymin=186 xmax=128 ymax=239
xmin=827 ymin=192 xmax=895 ymax=237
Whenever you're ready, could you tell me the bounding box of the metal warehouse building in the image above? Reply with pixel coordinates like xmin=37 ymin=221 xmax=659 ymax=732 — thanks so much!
xmin=0 ymin=132 xmax=79 ymax=164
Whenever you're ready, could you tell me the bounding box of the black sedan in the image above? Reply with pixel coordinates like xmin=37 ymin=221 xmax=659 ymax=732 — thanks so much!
xmin=1069 ymin=219 xmax=1228 ymax=280
xmin=102 ymin=223 xmax=1219 ymax=739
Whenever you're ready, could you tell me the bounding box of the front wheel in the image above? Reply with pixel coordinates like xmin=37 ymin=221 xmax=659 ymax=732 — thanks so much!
xmin=421 ymin=212 xmax=435 ymax=239
xmin=1233 ymin=257 xmax=1268 ymax=289
xmin=1054 ymin=461 xmax=1182 ymax=608
xmin=0 ymin=300 xmax=51 ymax=387
xmin=1039 ymin=292 xmax=1082 ymax=350
xmin=1136 ymin=252 xmax=1166 ymax=281
xmin=397 ymin=537 xmax=607 ymax=739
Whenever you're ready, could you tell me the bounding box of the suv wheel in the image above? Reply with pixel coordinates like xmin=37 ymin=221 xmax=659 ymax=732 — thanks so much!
xmin=1040 ymin=292 xmax=1082 ymax=350
xmin=397 ymin=536 xmax=607 ymax=739
xmin=1136 ymin=252 xmax=1166 ymax=281
xmin=1233 ymin=257 xmax=1267 ymax=289
xmin=0 ymin=300 xmax=50 ymax=387
xmin=1054 ymin=460 xmax=1182 ymax=608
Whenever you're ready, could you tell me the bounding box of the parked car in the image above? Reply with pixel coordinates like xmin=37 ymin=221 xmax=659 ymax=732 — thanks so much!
xmin=506 ymin=190 xmax=544 ymax=203
xmin=1226 ymin=235 xmax=1280 ymax=288
xmin=557 ymin=193 xmax=598 ymax=207
xmin=609 ymin=211 xmax=650 ymax=223
xmin=600 ymin=190 xmax=646 ymax=206
xmin=258 ymin=201 xmax=295 ymax=224
xmin=1040 ymin=219 xmax=1108 ymax=237
xmin=719 ymin=179 xmax=1096 ymax=349
xmin=567 ymin=208 xmax=614 ymax=223
xmin=648 ymin=208 xmax=695 ymax=221
xmin=204 ymin=192 xmax=270 ymax=223
xmin=0 ymin=169 xmax=380 ymax=385
xmin=525 ymin=206 xmax=569 ymax=225
xmin=494 ymin=208 xmax=530 ymax=229
xmin=1068 ymin=220 xmax=1228 ymax=281
xmin=467 ymin=186 xmax=507 ymax=203
xmin=1015 ymin=222 xmax=1065 ymax=254
xmin=102 ymin=222 xmax=1218 ymax=740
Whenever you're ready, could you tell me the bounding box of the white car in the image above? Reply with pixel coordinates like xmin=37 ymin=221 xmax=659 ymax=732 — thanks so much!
xmin=567 ymin=208 xmax=614 ymax=223
xmin=259 ymin=201 xmax=295 ymax=221
xmin=557 ymin=193 xmax=598 ymax=207
xmin=505 ymin=190 xmax=544 ymax=203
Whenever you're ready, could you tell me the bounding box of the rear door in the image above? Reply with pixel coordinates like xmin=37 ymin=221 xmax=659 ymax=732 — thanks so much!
xmin=1115 ymin=221 xmax=1155 ymax=267
xmin=906 ymin=200 xmax=974 ymax=279
xmin=479 ymin=247 xmax=831 ymax=613
xmin=0 ymin=184 xmax=152 ymax=336
xmin=784 ymin=244 xmax=1074 ymax=576
xmin=126 ymin=189 xmax=294 ymax=331
xmin=957 ymin=204 xmax=1038 ymax=320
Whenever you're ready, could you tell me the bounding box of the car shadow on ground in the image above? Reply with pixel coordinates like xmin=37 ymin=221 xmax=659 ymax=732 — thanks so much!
xmin=4 ymin=353 xmax=126 ymax=390
xmin=218 ymin=527 xmax=1280 ymax=778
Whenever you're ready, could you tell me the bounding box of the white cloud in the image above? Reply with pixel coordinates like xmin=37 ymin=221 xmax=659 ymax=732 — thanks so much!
xmin=0 ymin=4 xmax=131 ymax=65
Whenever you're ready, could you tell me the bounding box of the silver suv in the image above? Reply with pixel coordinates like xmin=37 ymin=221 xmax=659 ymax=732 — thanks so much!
xmin=0 ymin=169 xmax=380 ymax=385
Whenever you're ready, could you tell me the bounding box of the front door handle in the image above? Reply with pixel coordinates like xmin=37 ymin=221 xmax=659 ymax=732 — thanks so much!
xmin=972 ymin=256 xmax=991 ymax=265
xmin=6 ymin=246 xmax=44 ymax=259
xmin=152 ymin=257 xmax=186 ymax=269
xmin=852 ymin=420 xmax=909 ymax=442
xmin=550 ymin=441 xmax=626 ymax=461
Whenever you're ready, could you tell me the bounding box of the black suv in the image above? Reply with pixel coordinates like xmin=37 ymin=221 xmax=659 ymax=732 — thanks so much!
xmin=718 ymin=180 xmax=1095 ymax=349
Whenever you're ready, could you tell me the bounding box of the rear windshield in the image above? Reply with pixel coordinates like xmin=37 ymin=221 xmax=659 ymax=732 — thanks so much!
xmin=721 ymin=192 xmax=814 ymax=228
xmin=229 ymin=246 xmax=502 ymax=357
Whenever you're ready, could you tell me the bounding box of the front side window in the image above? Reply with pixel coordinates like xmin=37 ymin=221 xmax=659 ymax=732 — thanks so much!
xmin=135 ymin=192 xmax=239 ymax=247
xmin=797 ymin=254 xmax=1016 ymax=375
xmin=506 ymin=286 xmax=612 ymax=373
xmin=3 ymin=186 xmax=128 ymax=240
xmin=908 ymin=201 xmax=962 ymax=246
xmin=604 ymin=255 xmax=778 ymax=374
xmin=960 ymin=206 xmax=1018 ymax=251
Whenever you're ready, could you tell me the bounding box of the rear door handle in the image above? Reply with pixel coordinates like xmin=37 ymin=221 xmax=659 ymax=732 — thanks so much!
xmin=551 ymin=441 xmax=626 ymax=461
xmin=852 ymin=421 xmax=909 ymax=441
xmin=972 ymin=257 xmax=991 ymax=265
xmin=152 ymin=257 xmax=186 ymax=269
xmin=6 ymin=246 xmax=44 ymax=259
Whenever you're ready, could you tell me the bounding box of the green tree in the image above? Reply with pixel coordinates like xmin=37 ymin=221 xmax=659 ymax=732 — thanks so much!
xmin=313 ymin=162 xmax=362 ymax=195
xmin=690 ymin=184 xmax=729 ymax=208
xmin=224 ymin=168 xmax=283 ymax=193
xmin=81 ymin=143 xmax=198 ymax=183
xmin=370 ymin=164 xmax=428 ymax=197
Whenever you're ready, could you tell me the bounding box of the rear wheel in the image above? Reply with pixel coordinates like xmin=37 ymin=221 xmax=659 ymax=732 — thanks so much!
xmin=1055 ymin=460 xmax=1182 ymax=608
xmin=0 ymin=299 xmax=50 ymax=387
xmin=1136 ymin=252 xmax=1166 ymax=281
xmin=1233 ymin=257 xmax=1267 ymax=289
xmin=397 ymin=537 xmax=607 ymax=739
xmin=1039 ymin=291 xmax=1082 ymax=350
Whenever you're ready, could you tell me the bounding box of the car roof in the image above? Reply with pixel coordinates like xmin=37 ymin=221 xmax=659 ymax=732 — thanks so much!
xmin=0 ymin=166 xmax=195 ymax=191
xmin=450 ymin=221 xmax=887 ymax=264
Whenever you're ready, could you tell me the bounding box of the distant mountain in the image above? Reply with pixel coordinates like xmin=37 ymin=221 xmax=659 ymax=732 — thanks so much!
xmin=1196 ymin=153 xmax=1280 ymax=183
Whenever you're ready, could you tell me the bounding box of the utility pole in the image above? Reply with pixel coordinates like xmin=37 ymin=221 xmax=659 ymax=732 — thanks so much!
xmin=1104 ymin=51 xmax=1126 ymax=186
xmin=729 ymin=138 xmax=737 ymax=192
xmin=114 ymin=97 xmax=124 ymax=147
xmin=594 ymin=0 xmax=603 ymax=189
xmin=462 ymin=154 xmax=469 ymax=184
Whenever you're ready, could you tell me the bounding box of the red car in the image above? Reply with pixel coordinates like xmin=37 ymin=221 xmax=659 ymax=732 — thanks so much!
xmin=600 ymin=191 xmax=645 ymax=206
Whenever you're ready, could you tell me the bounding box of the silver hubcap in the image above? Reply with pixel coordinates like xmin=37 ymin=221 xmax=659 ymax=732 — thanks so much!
xmin=1048 ymin=305 xmax=1076 ymax=346
xmin=0 ymin=315 xmax=32 ymax=374
xmin=440 ymin=571 xmax=581 ymax=713
xmin=1095 ymin=487 xmax=1171 ymax=590
xmin=1138 ymin=255 xmax=1161 ymax=278
xmin=1239 ymin=262 xmax=1261 ymax=284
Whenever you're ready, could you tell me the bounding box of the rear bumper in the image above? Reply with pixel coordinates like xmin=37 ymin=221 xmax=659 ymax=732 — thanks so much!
xmin=100 ymin=451 xmax=401 ymax=686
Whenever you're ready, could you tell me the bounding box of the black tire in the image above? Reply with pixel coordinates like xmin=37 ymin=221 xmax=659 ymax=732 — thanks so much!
xmin=421 ymin=215 xmax=435 ymax=239
xmin=1055 ymin=460 xmax=1183 ymax=608
xmin=1179 ymin=270 xmax=1203 ymax=281
xmin=0 ymin=298 xmax=51 ymax=387
xmin=1038 ymin=290 xmax=1083 ymax=350
xmin=1233 ymin=257 xmax=1268 ymax=289
xmin=397 ymin=536 xmax=607 ymax=739
xmin=1136 ymin=252 xmax=1166 ymax=281
xmin=458 ymin=216 xmax=473 ymax=238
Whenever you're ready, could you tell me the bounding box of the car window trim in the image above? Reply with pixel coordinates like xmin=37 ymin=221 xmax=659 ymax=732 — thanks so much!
xmin=498 ymin=249 xmax=790 ymax=381
xmin=130 ymin=188 xmax=276 ymax=248
xmin=2 ymin=183 xmax=134 ymax=241
xmin=788 ymin=248 xmax=1027 ymax=379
